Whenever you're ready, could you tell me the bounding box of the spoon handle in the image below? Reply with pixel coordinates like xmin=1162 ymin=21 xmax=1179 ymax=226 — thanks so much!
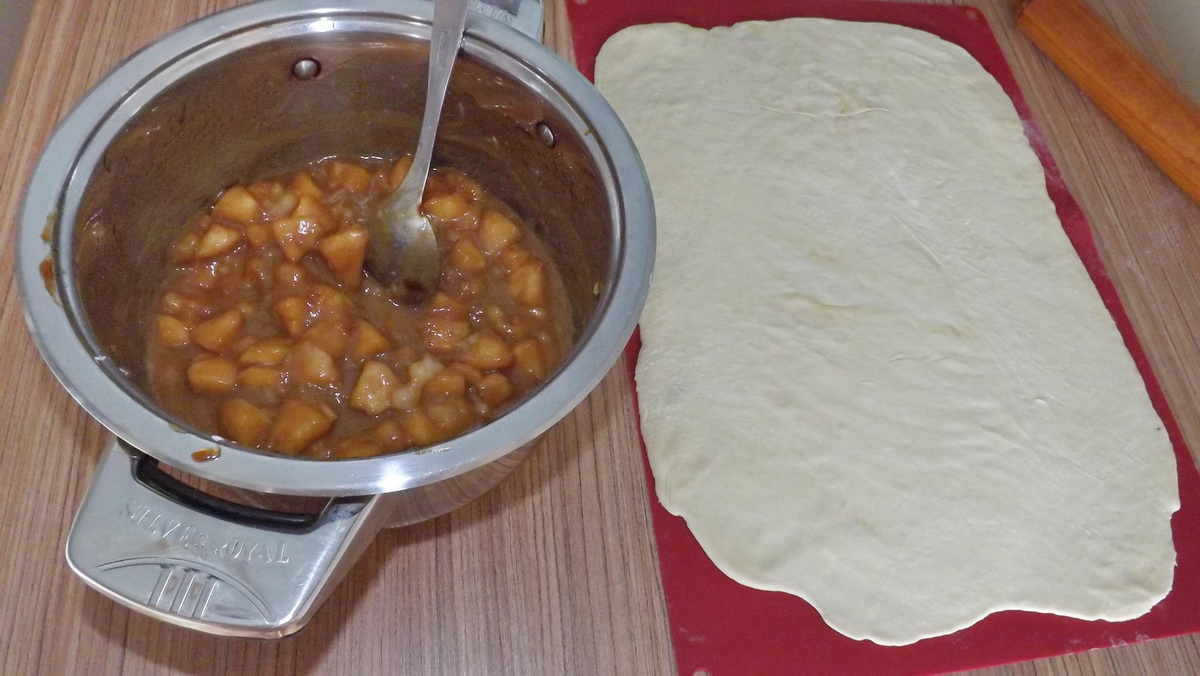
xmin=406 ymin=0 xmax=471 ymax=199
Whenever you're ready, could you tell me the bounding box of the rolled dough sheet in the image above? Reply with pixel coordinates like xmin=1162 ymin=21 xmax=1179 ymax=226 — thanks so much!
xmin=596 ymin=19 xmax=1179 ymax=646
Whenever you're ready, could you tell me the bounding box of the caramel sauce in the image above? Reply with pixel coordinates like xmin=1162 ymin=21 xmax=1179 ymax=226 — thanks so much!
xmin=39 ymin=258 xmax=56 ymax=297
xmin=191 ymin=448 xmax=222 ymax=462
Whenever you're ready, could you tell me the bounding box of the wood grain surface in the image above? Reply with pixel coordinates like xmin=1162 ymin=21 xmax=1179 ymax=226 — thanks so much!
xmin=1 ymin=0 xmax=1198 ymax=674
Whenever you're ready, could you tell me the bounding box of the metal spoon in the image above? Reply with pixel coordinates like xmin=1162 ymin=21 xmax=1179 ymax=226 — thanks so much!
xmin=365 ymin=0 xmax=470 ymax=301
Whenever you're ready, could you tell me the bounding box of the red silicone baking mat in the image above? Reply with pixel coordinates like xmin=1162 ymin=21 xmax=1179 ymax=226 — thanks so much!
xmin=567 ymin=1 xmax=1200 ymax=673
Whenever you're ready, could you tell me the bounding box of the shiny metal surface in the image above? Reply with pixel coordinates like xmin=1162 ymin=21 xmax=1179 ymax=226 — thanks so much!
xmin=17 ymin=0 xmax=654 ymax=498
xmin=365 ymin=0 xmax=469 ymax=298
xmin=471 ymin=0 xmax=542 ymax=39
xmin=68 ymin=438 xmax=383 ymax=638
xmin=17 ymin=0 xmax=651 ymax=638
xmin=65 ymin=435 xmax=539 ymax=638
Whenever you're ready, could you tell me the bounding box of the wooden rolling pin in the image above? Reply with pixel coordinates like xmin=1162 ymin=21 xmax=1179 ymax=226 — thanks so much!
xmin=1015 ymin=0 xmax=1200 ymax=205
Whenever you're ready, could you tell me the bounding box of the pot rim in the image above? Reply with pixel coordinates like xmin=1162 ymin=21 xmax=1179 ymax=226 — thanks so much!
xmin=16 ymin=0 xmax=654 ymax=497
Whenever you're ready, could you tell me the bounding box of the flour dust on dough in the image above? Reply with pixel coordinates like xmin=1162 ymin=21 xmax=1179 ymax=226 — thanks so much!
xmin=595 ymin=19 xmax=1179 ymax=646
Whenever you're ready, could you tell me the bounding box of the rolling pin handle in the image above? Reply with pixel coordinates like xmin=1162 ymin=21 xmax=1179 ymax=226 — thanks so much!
xmin=1015 ymin=0 xmax=1200 ymax=205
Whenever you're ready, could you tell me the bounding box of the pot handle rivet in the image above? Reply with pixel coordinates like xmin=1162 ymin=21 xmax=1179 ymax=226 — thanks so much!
xmin=536 ymin=121 xmax=555 ymax=147
xmin=292 ymin=58 xmax=321 ymax=80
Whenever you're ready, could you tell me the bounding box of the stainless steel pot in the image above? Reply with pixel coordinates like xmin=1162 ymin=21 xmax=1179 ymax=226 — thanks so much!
xmin=16 ymin=0 xmax=653 ymax=638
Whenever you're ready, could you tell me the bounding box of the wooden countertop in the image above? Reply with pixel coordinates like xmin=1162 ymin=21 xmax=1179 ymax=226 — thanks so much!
xmin=2 ymin=0 xmax=1199 ymax=673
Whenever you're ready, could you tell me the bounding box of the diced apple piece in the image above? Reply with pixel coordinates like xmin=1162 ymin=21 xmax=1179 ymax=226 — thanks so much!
xmin=239 ymin=336 xmax=291 ymax=365
xmin=392 ymin=383 xmax=419 ymax=411
xmin=350 ymin=361 xmax=399 ymax=416
xmin=301 ymin=319 xmax=351 ymax=360
xmin=156 ymin=314 xmax=190 ymax=348
xmin=287 ymin=342 xmax=338 ymax=387
xmin=372 ymin=420 xmax=411 ymax=453
xmin=191 ymin=308 xmax=245 ymax=352
xmin=508 ymin=260 xmax=547 ymax=307
xmin=449 ymin=238 xmax=486 ymax=273
xmin=187 ymin=357 xmax=238 ymax=395
xmin=457 ymin=275 xmax=486 ymax=301
xmin=425 ymin=291 xmax=468 ymax=317
xmin=244 ymin=257 xmax=273 ymax=289
xmin=160 ymin=291 xmax=202 ymax=321
xmin=392 ymin=355 xmax=443 ymax=410
xmin=231 ymin=333 xmax=256 ymax=355
xmin=446 ymin=173 xmax=483 ymax=201
xmin=422 ymin=192 xmax=473 ymax=223
xmin=500 ymin=244 xmax=532 ymax=273
xmin=248 ymin=180 xmax=299 ymax=219
xmin=420 ymin=316 xmax=471 ymax=353
xmin=274 ymin=262 xmax=308 ymax=289
xmin=328 ymin=160 xmax=373 ymax=193
xmin=478 ymin=210 xmax=521 ymax=255
xmin=176 ymin=264 xmax=218 ymax=292
xmin=237 ymin=365 xmax=283 ymax=390
xmin=291 ymin=171 xmax=324 ymax=199
xmin=409 ymin=354 xmax=443 ymax=383
xmin=477 ymin=372 xmax=514 ymax=407
xmin=293 ymin=195 xmax=333 ymax=233
xmin=450 ymin=362 xmax=483 ymax=385
xmin=308 ymin=284 xmax=352 ymax=322
xmin=511 ymin=338 xmax=545 ymax=380
xmin=426 ymin=399 xmax=472 ymax=436
xmin=170 ymin=232 xmax=200 ymax=263
xmin=193 ymin=223 xmax=242 ymax=260
xmin=331 ymin=433 xmax=384 ymax=459
xmin=422 ymin=367 xmax=467 ymax=402
xmin=329 ymin=202 xmax=355 ymax=228
xmin=269 ymin=399 xmax=337 ymax=454
xmin=484 ymin=304 xmax=511 ymax=335
xmin=249 ymin=180 xmax=298 ymax=219
xmin=401 ymin=409 xmax=442 ymax=446
xmin=244 ymin=222 xmax=272 ymax=249
xmin=213 ymin=186 xmax=263 ymax=223
xmin=269 ymin=191 xmax=300 ymax=220
xmin=273 ymin=296 xmax=309 ymax=336
xmin=352 ymin=319 xmax=391 ymax=362
xmin=317 ymin=228 xmax=368 ymax=289
xmin=271 ymin=216 xmax=323 ymax=262
xmin=462 ymin=332 xmax=514 ymax=371
xmin=247 ymin=180 xmax=284 ymax=204
xmin=219 ymin=399 xmax=272 ymax=447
